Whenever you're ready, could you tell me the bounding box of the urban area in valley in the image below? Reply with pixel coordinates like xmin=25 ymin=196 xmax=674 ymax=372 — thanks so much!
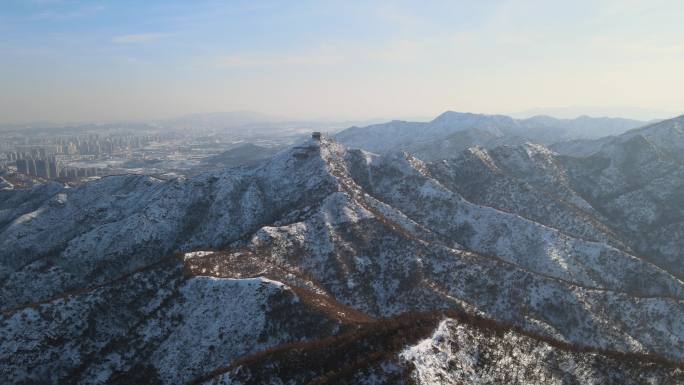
xmin=0 ymin=113 xmax=356 ymax=189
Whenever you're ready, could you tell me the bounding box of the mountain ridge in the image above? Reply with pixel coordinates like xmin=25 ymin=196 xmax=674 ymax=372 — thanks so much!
xmin=1 ymin=133 xmax=683 ymax=383
xmin=335 ymin=111 xmax=647 ymax=160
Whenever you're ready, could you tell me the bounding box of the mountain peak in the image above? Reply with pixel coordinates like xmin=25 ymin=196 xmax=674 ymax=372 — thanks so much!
xmin=430 ymin=111 xmax=515 ymax=125
xmin=431 ymin=110 xmax=477 ymax=122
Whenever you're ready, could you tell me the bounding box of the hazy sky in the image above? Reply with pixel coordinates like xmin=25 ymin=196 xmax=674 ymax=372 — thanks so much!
xmin=2 ymin=0 xmax=684 ymax=123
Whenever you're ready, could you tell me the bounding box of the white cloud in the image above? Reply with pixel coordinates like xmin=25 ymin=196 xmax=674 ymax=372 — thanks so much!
xmin=112 ymin=33 xmax=164 ymax=44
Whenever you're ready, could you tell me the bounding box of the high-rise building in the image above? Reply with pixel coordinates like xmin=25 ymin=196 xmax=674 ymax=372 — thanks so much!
xmin=36 ymin=159 xmax=49 ymax=178
xmin=49 ymin=159 xmax=59 ymax=180
xmin=27 ymin=159 xmax=37 ymax=176
xmin=16 ymin=159 xmax=28 ymax=174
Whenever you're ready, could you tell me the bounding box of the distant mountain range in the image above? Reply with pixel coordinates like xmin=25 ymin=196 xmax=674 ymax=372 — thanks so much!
xmin=510 ymin=105 xmax=673 ymax=121
xmin=1 ymin=114 xmax=684 ymax=384
xmin=335 ymin=111 xmax=649 ymax=160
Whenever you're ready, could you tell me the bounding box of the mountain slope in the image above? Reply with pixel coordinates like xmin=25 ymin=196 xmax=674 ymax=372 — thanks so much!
xmin=1 ymin=258 xmax=364 ymax=384
xmin=197 ymin=312 xmax=682 ymax=385
xmin=1 ymin=134 xmax=683 ymax=383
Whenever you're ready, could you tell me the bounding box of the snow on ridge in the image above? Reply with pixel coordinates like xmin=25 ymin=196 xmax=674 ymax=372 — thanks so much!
xmin=400 ymin=317 xmax=682 ymax=385
xmin=319 ymin=191 xmax=375 ymax=225
xmin=466 ymin=146 xmax=501 ymax=172
xmin=183 ymin=250 xmax=215 ymax=260
xmin=149 ymin=275 xmax=296 ymax=384
xmin=400 ymin=319 xmax=456 ymax=381
xmin=180 ymin=274 xmax=291 ymax=293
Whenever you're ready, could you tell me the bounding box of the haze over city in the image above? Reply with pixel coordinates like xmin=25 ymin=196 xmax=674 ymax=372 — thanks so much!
xmin=2 ymin=0 xmax=684 ymax=124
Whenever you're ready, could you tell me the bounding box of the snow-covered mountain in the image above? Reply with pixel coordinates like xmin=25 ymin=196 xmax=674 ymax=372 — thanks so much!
xmin=553 ymin=114 xmax=684 ymax=157
xmin=335 ymin=111 xmax=646 ymax=160
xmin=1 ymin=130 xmax=683 ymax=384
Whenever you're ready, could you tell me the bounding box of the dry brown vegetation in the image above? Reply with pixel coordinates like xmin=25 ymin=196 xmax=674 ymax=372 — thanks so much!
xmin=188 ymin=303 xmax=684 ymax=385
